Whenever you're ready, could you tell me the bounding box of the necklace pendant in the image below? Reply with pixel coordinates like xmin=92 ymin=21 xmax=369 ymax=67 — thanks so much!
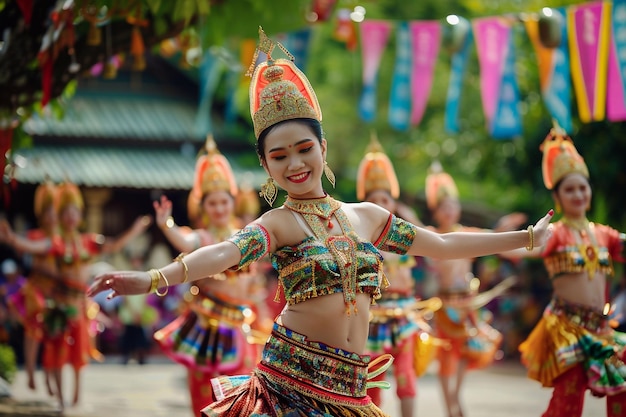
xmin=328 ymin=220 xmax=333 ymax=229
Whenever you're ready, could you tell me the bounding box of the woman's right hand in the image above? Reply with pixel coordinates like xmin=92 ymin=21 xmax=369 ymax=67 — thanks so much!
xmin=87 ymin=270 xmax=152 ymax=299
xmin=153 ymin=195 xmax=173 ymax=229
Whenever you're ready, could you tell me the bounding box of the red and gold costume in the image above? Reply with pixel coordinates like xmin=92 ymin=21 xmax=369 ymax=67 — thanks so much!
xmin=154 ymin=135 xmax=261 ymax=413
xmin=199 ymin=27 xmax=414 ymax=417
xmin=42 ymin=182 xmax=102 ymax=372
xmin=519 ymin=130 xmax=626 ymax=417
xmin=426 ymin=165 xmax=504 ymax=377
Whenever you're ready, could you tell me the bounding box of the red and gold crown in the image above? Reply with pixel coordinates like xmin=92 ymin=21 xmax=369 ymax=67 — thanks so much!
xmin=540 ymin=127 xmax=589 ymax=190
xmin=425 ymin=161 xmax=459 ymax=211
xmin=356 ymin=132 xmax=400 ymax=201
xmin=188 ymin=135 xmax=238 ymax=221
xmin=56 ymin=181 xmax=84 ymax=213
xmin=248 ymin=27 xmax=322 ymax=139
xmin=34 ymin=180 xmax=58 ymax=218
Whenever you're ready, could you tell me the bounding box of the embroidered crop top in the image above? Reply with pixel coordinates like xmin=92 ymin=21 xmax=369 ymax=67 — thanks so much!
xmin=542 ymin=221 xmax=624 ymax=279
xmin=227 ymin=204 xmax=418 ymax=315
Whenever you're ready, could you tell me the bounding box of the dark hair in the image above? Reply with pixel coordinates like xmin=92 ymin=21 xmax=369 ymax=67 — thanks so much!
xmin=256 ymin=118 xmax=323 ymax=162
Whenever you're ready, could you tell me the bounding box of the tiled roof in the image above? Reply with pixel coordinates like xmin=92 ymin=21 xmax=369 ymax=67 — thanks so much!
xmin=12 ymin=145 xmax=265 ymax=190
xmin=23 ymin=94 xmax=205 ymax=142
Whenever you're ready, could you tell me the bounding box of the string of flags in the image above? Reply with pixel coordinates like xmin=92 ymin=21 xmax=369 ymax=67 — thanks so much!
xmin=357 ymin=0 xmax=626 ymax=138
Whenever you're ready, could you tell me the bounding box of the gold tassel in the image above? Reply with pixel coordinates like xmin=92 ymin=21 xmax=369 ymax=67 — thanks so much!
xmin=87 ymin=22 xmax=101 ymax=46
xmin=324 ymin=161 xmax=336 ymax=188
xmin=555 ymin=200 xmax=561 ymax=214
xmin=131 ymin=26 xmax=146 ymax=71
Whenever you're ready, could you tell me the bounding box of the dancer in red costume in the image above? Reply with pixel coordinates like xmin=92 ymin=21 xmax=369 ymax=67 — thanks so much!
xmin=0 ymin=181 xmax=151 ymax=412
xmin=152 ymin=135 xmax=267 ymax=415
xmin=7 ymin=180 xmax=58 ymax=393
xmin=87 ymin=27 xmax=553 ymax=417
xmin=505 ymin=127 xmax=626 ymax=417
xmin=425 ymin=162 xmax=526 ymax=417
xmin=356 ymin=133 xmax=441 ymax=417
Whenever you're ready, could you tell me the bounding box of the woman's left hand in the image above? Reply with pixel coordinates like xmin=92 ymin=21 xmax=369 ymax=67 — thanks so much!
xmin=530 ymin=209 xmax=555 ymax=248
xmin=87 ymin=270 xmax=152 ymax=299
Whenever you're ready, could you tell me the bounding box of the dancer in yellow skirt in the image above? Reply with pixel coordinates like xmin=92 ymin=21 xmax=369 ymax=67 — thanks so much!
xmin=87 ymin=27 xmax=553 ymax=417
xmin=505 ymin=127 xmax=626 ymax=417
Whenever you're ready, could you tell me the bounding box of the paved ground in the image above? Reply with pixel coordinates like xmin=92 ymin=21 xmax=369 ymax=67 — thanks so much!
xmin=1 ymin=355 xmax=608 ymax=416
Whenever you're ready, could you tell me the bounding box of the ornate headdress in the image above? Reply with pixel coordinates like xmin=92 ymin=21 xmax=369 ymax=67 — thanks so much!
xmin=56 ymin=181 xmax=84 ymax=213
xmin=356 ymin=132 xmax=400 ymax=201
xmin=425 ymin=161 xmax=459 ymax=211
xmin=247 ymin=27 xmax=322 ymax=139
xmin=540 ymin=127 xmax=589 ymax=190
xmin=34 ymin=180 xmax=58 ymax=218
xmin=188 ymin=134 xmax=238 ymax=221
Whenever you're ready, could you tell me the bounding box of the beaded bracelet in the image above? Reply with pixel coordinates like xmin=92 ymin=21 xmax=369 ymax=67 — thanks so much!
xmin=174 ymin=253 xmax=189 ymax=283
xmin=525 ymin=225 xmax=534 ymax=251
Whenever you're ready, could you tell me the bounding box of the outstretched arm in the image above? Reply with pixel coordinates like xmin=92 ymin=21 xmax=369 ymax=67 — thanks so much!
xmin=87 ymin=239 xmax=242 ymax=298
xmin=0 ymin=220 xmax=51 ymax=255
xmin=406 ymin=210 xmax=553 ymax=260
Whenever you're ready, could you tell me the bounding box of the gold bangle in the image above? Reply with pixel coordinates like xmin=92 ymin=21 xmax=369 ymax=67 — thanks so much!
xmin=155 ymin=269 xmax=170 ymax=297
xmin=147 ymin=269 xmax=160 ymax=293
xmin=525 ymin=225 xmax=534 ymax=251
xmin=174 ymin=253 xmax=189 ymax=283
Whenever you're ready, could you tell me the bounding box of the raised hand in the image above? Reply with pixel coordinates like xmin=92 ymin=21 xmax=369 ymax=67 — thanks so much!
xmin=153 ymin=195 xmax=173 ymax=228
xmin=530 ymin=209 xmax=555 ymax=249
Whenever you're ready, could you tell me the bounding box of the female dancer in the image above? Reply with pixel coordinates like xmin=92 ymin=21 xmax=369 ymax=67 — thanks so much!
xmin=512 ymin=128 xmax=626 ymax=417
xmin=0 ymin=181 xmax=151 ymax=412
xmin=425 ymin=162 xmax=525 ymax=417
xmin=8 ymin=180 xmax=58 ymax=392
xmin=152 ymin=134 xmax=266 ymax=414
xmin=356 ymin=133 xmax=440 ymax=417
xmin=87 ymin=27 xmax=553 ymax=417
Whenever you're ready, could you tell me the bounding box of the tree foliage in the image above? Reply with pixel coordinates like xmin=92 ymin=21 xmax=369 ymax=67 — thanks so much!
xmin=1 ymin=0 xmax=625 ymax=230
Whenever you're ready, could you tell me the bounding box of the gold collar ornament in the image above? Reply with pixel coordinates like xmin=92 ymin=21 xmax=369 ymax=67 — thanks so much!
xmin=284 ymin=194 xmax=342 ymax=229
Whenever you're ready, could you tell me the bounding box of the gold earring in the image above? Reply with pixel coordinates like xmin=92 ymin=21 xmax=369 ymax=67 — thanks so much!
xmin=324 ymin=161 xmax=336 ymax=188
xmin=259 ymin=177 xmax=278 ymax=206
xmin=555 ymin=200 xmax=561 ymax=214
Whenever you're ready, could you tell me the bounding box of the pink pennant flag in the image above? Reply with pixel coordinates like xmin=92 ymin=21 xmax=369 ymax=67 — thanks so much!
xmin=409 ymin=21 xmax=441 ymax=127
xmin=607 ymin=0 xmax=626 ymax=121
xmin=472 ymin=17 xmax=512 ymax=132
xmin=359 ymin=20 xmax=392 ymax=122
xmin=568 ymin=1 xmax=611 ymax=123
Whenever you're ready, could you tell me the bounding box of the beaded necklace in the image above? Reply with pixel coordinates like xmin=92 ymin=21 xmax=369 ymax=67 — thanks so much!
xmin=284 ymin=194 xmax=360 ymax=315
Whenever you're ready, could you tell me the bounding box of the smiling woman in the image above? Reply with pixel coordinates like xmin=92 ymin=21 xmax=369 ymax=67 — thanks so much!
xmin=86 ymin=27 xmax=553 ymax=417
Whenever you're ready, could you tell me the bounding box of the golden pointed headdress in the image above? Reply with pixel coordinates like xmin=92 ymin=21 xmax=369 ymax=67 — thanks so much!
xmin=188 ymin=134 xmax=238 ymax=221
xmin=247 ymin=26 xmax=322 ymax=139
xmin=425 ymin=161 xmax=459 ymax=211
xmin=356 ymin=132 xmax=400 ymax=201
xmin=33 ymin=179 xmax=58 ymax=219
xmin=540 ymin=127 xmax=589 ymax=190
xmin=56 ymin=181 xmax=84 ymax=213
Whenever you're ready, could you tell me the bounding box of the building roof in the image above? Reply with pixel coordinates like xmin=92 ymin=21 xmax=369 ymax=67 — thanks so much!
xmin=23 ymin=94 xmax=206 ymax=142
xmin=12 ymin=145 xmax=265 ymax=190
